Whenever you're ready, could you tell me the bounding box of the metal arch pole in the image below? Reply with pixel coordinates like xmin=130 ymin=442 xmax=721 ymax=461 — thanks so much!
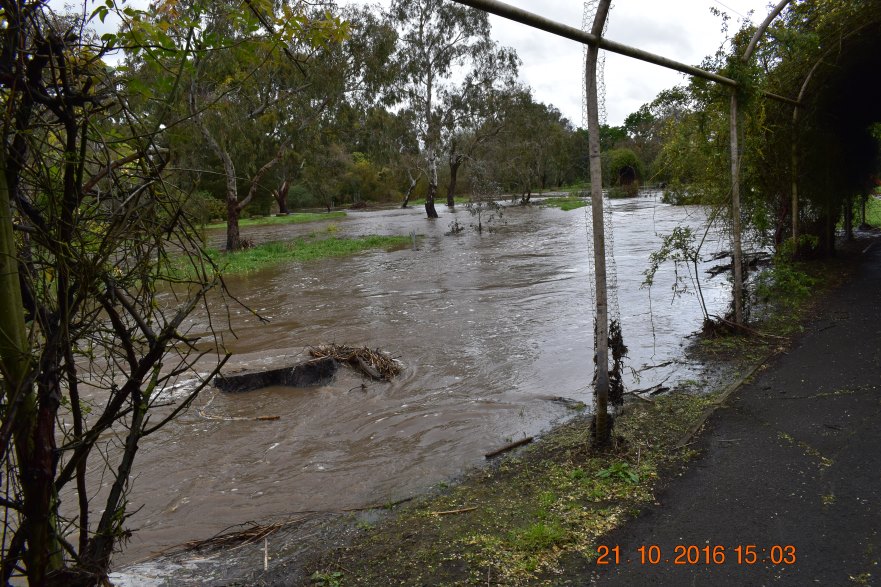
xmin=449 ymin=0 xmax=800 ymax=107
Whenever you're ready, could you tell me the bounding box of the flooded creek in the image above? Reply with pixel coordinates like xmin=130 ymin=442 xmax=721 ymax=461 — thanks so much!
xmin=117 ymin=194 xmax=732 ymax=571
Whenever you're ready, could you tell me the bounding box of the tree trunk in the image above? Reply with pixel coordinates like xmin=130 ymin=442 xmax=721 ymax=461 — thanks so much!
xmin=425 ymin=147 xmax=439 ymax=219
xmin=275 ymin=179 xmax=290 ymax=214
xmin=0 ymin=155 xmax=31 ymax=443
xmin=586 ymin=0 xmax=612 ymax=447
xmin=734 ymin=0 xmax=790 ymax=313
xmin=729 ymin=92 xmax=745 ymax=326
xmin=226 ymin=183 xmax=242 ymax=252
xmin=81 ymin=385 xmax=148 ymax=580
xmin=190 ymin=82 xmax=243 ymax=251
xmin=402 ymin=169 xmax=418 ymax=208
xmin=791 ymin=113 xmax=800 ymax=254
xmin=447 ymin=155 xmax=462 ymax=208
xmin=844 ymin=197 xmax=853 ymax=240
xmin=3 ymin=149 xmax=64 ymax=587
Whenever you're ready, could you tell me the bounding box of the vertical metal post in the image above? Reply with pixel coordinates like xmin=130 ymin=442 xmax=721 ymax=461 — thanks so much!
xmin=586 ymin=0 xmax=612 ymax=445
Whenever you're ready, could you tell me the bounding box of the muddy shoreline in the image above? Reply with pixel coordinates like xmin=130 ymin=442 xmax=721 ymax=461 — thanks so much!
xmin=112 ymin=335 xmax=752 ymax=587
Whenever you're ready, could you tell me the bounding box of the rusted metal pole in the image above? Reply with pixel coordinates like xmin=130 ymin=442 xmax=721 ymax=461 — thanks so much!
xmin=744 ymin=0 xmax=792 ymax=59
xmin=449 ymin=0 xmax=800 ymax=106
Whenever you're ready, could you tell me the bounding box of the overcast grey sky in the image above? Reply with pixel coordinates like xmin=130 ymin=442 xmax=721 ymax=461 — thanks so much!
xmin=487 ymin=0 xmax=775 ymax=126
xmin=60 ymin=0 xmax=777 ymax=126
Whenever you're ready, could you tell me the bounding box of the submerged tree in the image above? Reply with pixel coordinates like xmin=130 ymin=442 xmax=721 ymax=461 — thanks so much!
xmin=440 ymin=39 xmax=519 ymax=207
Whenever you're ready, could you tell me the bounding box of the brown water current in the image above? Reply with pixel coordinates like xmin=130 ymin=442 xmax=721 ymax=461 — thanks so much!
xmin=115 ymin=194 xmax=733 ymax=571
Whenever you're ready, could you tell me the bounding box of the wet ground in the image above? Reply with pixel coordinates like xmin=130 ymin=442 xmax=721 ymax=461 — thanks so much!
xmin=112 ymin=194 xmax=735 ymax=577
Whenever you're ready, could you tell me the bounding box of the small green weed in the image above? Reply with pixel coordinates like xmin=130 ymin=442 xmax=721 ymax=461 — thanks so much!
xmin=569 ymin=468 xmax=586 ymax=481
xmin=596 ymin=462 xmax=639 ymax=484
xmin=512 ymin=521 xmax=568 ymax=552
xmin=310 ymin=570 xmax=344 ymax=586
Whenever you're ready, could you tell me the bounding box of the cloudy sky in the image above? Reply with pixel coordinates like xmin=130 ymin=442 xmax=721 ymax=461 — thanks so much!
xmin=475 ymin=0 xmax=776 ymax=126
xmin=352 ymin=0 xmax=777 ymax=126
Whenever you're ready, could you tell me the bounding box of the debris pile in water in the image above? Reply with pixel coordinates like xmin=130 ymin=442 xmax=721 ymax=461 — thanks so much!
xmin=309 ymin=344 xmax=401 ymax=381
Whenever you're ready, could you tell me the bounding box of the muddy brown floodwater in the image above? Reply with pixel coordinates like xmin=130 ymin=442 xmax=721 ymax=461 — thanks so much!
xmin=113 ymin=194 xmax=733 ymax=576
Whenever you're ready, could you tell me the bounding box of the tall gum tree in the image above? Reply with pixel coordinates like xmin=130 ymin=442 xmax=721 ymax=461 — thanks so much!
xmin=440 ymin=40 xmax=519 ymax=207
xmin=389 ymin=0 xmax=500 ymax=219
xmin=180 ymin=1 xmax=346 ymax=250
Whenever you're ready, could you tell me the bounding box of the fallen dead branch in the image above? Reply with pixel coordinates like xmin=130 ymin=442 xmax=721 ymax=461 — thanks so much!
xmin=484 ymin=437 xmax=534 ymax=459
xmin=310 ymin=344 xmax=402 ymax=380
xmin=138 ymin=496 xmax=419 ymax=563
xmin=150 ymin=519 xmax=305 ymax=559
xmin=432 ymin=506 xmax=478 ymax=516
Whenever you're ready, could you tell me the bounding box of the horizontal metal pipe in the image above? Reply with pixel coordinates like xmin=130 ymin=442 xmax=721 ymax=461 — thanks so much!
xmin=451 ymin=0 xmax=801 ymax=106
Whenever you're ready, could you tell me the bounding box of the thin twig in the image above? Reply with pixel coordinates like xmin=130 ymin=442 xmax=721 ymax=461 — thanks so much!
xmin=432 ymin=506 xmax=478 ymax=516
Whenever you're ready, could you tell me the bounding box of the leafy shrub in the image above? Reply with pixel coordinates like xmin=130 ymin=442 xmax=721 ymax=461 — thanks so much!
xmin=184 ymin=190 xmax=226 ymax=224
xmin=754 ymin=258 xmax=818 ymax=308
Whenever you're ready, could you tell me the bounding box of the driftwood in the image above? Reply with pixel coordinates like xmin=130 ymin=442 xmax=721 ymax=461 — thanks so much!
xmin=626 ymin=384 xmax=669 ymax=396
xmin=310 ymin=344 xmax=401 ymax=381
xmin=484 ymin=437 xmax=534 ymax=459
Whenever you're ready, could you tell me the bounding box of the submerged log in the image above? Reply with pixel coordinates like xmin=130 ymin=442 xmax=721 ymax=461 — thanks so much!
xmin=213 ymin=356 xmax=338 ymax=393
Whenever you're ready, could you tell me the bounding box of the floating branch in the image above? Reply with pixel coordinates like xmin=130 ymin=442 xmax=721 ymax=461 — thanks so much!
xmin=310 ymin=344 xmax=402 ymax=381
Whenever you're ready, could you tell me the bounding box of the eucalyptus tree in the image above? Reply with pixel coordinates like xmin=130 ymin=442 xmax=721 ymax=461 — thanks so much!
xmin=440 ymin=40 xmax=519 ymax=207
xmin=485 ymin=90 xmax=574 ymax=203
xmin=389 ymin=0 xmax=503 ymax=219
xmin=295 ymin=6 xmax=400 ymax=206
xmin=177 ymin=0 xmax=347 ymax=250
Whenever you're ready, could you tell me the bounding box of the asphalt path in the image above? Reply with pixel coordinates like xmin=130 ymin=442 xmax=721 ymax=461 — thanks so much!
xmin=587 ymin=239 xmax=881 ymax=586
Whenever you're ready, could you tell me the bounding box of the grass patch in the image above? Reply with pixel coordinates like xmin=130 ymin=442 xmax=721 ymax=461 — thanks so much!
xmin=179 ymin=235 xmax=412 ymax=277
xmin=543 ymin=195 xmax=590 ymax=211
xmin=204 ymin=211 xmax=346 ymax=230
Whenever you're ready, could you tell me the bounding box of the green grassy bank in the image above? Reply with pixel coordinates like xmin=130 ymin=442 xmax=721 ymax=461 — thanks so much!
xmin=204 ymin=211 xmax=347 ymax=230
xmin=543 ymin=195 xmax=590 ymax=211
xmin=173 ymin=235 xmax=413 ymax=279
